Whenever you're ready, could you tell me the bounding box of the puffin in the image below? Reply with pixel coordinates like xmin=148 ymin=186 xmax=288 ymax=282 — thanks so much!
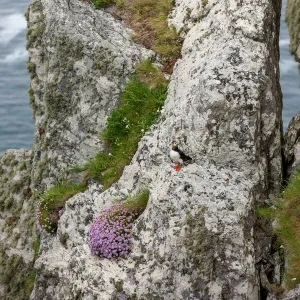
xmin=169 ymin=142 xmax=192 ymax=171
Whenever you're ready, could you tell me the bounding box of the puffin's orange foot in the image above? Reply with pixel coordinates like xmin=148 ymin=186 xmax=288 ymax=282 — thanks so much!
xmin=173 ymin=165 xmax=181 ymax=172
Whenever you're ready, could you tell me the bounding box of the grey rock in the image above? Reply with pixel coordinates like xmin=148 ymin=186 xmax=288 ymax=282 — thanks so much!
xmin=32 ymin=0 xmax=283 ymax=299
xmin=26 ymin=0 xmax=153 ymax=190
xmin=284 ymin=113 xmax=300 ymax=177
xmin=286 ymin=0 xmax=300 ymax=61
xmin=283 ymin=284 xmax=300 ymax=300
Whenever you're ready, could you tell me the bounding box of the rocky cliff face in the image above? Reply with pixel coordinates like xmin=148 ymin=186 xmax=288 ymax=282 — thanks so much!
xmin=286 ymin=0 xmax=300 ymax=61
xmin=29 ymin=0 xmax=283 ymax=299
xmin=1 ymin=0 xmax=285 ymax=299
xmin=26 ymin=0 xmax=152 ymax=190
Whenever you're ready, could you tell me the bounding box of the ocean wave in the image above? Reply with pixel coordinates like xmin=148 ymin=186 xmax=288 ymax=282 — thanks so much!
xmin=0 ymin=48 xmax=28 ymax=63
xmin=280 ymin=59 xmax=299 ymax=75
xmin=0 ymin=14 xmax=27 ymax=44
xmin=279 ymin=39 xmax=290 ymax=47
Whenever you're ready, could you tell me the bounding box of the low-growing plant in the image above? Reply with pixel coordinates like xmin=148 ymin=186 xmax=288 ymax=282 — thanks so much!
xmin=256 ymin=168 xmax=300 ymax=290
xmin=92 ymin=0 xmax=182 ymax=62
xmin=116 ymin=0 xmax=182 ymax=61
xmin=89 ymin=189 xmax=149 ymax=258
xmin=36 ymin=181 xmax=86 ymax=233
xmin=92 ymin=0 xmax=115 ymax=9
xmin=38 ymin=62 xmax=165 ymax=233
xmin=85 ymin=63 xmax=167 ymax=190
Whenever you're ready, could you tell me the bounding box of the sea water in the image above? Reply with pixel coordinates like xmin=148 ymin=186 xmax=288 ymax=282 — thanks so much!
xmin=0 ymin=0 xmax=299 ymax=154
xmin=0 ymin=0 xmax=33 ymax=154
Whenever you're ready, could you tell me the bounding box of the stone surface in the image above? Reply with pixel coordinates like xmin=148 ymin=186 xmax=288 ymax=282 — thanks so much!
xmin=283 ymin=284 xmax=300 ymax=299
xmin=26 ymin=0 xmax=153 ymax=190
xmin=0 ymin=149 xmax=36 ymax=299
xmin=284 ymin=113 xmax=300 ymax=177
xmin=32 ymin=0 xmax=283 ymax=299
xmin=286 ymin=0 xmax=300 ymax=61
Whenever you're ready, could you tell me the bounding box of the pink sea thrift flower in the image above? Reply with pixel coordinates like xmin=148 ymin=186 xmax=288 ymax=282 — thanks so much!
xmin=89 ymin=203 xmax=139 ymax=258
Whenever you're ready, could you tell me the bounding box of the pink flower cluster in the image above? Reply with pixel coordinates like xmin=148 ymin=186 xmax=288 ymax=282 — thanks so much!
xmin=89 ymin=203 xmax=139 ymax=259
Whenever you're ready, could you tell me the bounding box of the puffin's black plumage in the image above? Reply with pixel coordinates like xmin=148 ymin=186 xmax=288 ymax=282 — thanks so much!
xmin=173 ymin=146 xmax=192 ymax=161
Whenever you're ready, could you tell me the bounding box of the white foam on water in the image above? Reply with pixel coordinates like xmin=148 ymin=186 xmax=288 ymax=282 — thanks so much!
xmin=0 ymin=48 xmax=28 ymax=63
xmin=0 ymin=14 xmax=27 ymax=44
xmin=280 ymin=59 xmax=299 ymax=76
xmin=279 ymin=39 xmax=290 ymax=47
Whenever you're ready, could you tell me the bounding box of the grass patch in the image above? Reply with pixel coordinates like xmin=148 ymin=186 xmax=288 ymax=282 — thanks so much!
xmin=257 ymin=168 xmax=300 ymax=290
xmin=85 ymin=60 xmax=167 ymax=190
xmin=123 ymin=188 xmax=149 ymax=213
xmin=0 ymin=247 xmax=36 ymax=300
xmin=38 ymin=181 xmax=86 ymax=233
xmin=38 ymin=61 xmax=166 ymax=233
xmin=92 ymin=0 xmax=182 ymax=62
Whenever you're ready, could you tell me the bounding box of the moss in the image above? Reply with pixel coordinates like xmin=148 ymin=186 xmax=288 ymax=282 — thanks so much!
xmin=86 ymin=72 xmax=167 ymax=189
xmin=26 ymin=61 xmax=37 ymax=79
xmin=286 ymin=0 xmax=300 ymax=56
xmin=0 ymin=248 xmax=36 ymax=300
xmin=39 ymin=182 xmax=86 ymax=233
xmin=24 ymin=8 xmax=30 ymax=22
xmin=92 ymin=0 xmax=116 ymax=9
xmin=256 ymin=167 xmax=300 ymax=290
xmin=18 ymin=161 xmax=27 ymax=171
xmin=44 ymin=86 xmax=70 ymax=118
xmin=182 ymin=208 xmax=217 ymax=289
xmin=123 ymin=188 xmax=149 ymax=213
xmin=201 ymin=0 xmax=208 ymax=7
xmin=32 ymin=236 xmax=40 ymax=261
xmin=4 ymin=196 xmax=14 ymax=209
xmin=59 ymin=232 xmax=69 ymax=247
xmin=2 ymin=153 xmax=16 ymax=165
xmin=114 ymin=0 xmax=182 ymax=62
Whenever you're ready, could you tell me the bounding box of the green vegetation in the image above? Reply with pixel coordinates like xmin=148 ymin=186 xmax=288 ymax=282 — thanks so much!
xmin=256 ymin=168 xmax=300 ymax=290
xmin=39 ymin=61 xmax=166 ymax=233
xmin=92 ymin=0 xmax=115 ymax=9
xmin=85 ymin=62 xmax=167 ymax=189
xmin=39 ymin=181 xmax=86 ymax=233
xmin=92 ymin=0 xmax=182 ymax=61
xmin=0 ymin=247 xmax=36 ymax=300
xmin=122 ymin=188 xmax=149 ymax=213
xmin=286 ymin=0 xmax=300 ymax=57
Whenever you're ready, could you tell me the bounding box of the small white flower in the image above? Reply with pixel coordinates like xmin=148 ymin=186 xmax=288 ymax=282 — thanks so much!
xmin=291 ymin=278 xmax=297 ymax=281
xmin=280 ymin=245 xmax=284 ymax=249
xmin=141 ymin=129 xmax=144 ymax=132
xmin=108 ymin=153 xmax=112 ymax=156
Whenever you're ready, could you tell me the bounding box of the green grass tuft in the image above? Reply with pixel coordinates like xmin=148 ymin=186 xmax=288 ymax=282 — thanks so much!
xmin=85 ymin=63 xmax=167 ymax=190
xmin=257 ymin=168 xmax=300 ymax=290
xmin=38 ymin=61 xmax=166 ymax=233
xmin=123 ymin=188 xmax=150 ymax=213
xmin=92 ymin=0 xmax=115 ymax=9
xmin=92 ymin=0 xmax=181 ymax=62
xmin=39 ymin=181 xmax=86 ymax=233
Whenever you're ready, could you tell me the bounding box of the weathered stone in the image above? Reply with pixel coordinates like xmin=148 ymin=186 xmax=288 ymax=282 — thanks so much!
xmin=32 ymin=0 xmax=283 ymax=299
xmin=283 ymin=113 xmax=300 ymax=178
xmin=0 ymin=149 xmax=36 ymax=299
xmin=283 ymin=284 xmax=300 ymax=300
xmin=26 ymin=0 xmax=153 ymax=190
xmin=286 ymin=0 xmax=300 ymax=61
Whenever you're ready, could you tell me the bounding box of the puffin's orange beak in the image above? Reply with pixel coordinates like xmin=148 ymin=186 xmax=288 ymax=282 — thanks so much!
xmin=174 ymin=165 xmax=181 ymax=172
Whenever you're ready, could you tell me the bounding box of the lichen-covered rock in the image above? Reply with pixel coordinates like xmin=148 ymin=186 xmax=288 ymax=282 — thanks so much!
xmin=26 ymin=0 xmax=153 ymax=190
xmin=33 ymin=0 xmax=283 ymax=299
xmin=286 ymin=0 xmax=300 ymax=61
xmin=0 ymin=149 xmax=37 ymax=299
xmin=284 ymin=113 xmax=300 ymax=178
xmin=283 ymin=284 xmax=300 ymax=299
